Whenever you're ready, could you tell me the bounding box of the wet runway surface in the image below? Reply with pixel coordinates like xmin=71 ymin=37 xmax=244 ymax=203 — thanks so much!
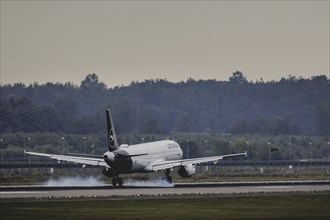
xmin=1 ymin=180 xmax=329 ymax=199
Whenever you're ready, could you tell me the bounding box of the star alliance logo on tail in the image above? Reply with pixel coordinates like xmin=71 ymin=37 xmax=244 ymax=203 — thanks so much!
xmin=109 ymin=128 xmax=115 ymax=149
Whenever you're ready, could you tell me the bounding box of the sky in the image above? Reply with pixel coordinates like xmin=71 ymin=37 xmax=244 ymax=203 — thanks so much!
xmin=1 ymin=0 xmax=329 ymax=87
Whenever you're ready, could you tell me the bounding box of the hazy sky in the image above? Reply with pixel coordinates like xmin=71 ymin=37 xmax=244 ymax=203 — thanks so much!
xmin=1 ymin=1 xmax=329 ymax=87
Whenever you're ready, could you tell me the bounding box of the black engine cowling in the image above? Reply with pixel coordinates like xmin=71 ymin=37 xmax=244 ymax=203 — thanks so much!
xmin=178 ymin=164 xmax=196 ymax=178
xmin=102 ymin=167 xmax=116 ymax=178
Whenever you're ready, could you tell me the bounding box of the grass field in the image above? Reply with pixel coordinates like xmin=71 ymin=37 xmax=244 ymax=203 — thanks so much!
xmin=1 ymin=194 xmax=330 ymax=220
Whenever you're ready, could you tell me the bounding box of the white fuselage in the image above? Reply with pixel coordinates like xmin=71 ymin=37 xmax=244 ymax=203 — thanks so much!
xmin=129 ymin=140 xmax=183 ymax=172
xmin=104 ymin=140 xmax=183 ymax=173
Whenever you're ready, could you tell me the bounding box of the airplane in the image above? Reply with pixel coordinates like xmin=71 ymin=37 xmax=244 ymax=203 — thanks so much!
xmin=25 ymin=109 xmax=247 ymax=186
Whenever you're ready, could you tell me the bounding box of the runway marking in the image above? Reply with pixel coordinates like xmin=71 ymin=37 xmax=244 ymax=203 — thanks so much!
xmin=0 ymin=191 xmax=48 ymax=194
xmin=257 ymin=186 xmax=292 ymax=189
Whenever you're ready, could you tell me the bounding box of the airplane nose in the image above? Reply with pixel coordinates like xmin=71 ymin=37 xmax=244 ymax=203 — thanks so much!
xmin=103 ymin=152 xmax=115 ymax=163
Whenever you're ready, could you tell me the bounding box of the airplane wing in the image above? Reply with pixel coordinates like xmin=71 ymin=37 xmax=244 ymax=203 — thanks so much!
xmin=151 ymin=152 xmax=247 ymax=171
xmin=24 ymin=150 xmax=109 ymax=168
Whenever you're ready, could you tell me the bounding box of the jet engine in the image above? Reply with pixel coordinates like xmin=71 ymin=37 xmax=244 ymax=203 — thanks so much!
xmin=102 ymin=167 xmax=115 ymax=178
xmin=178 ymin=164 xmax=196 ymax=178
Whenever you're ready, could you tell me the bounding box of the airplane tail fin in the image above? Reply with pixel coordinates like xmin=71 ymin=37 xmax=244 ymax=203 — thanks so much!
xmin=106 ymin=109 xmax=119 ymax=151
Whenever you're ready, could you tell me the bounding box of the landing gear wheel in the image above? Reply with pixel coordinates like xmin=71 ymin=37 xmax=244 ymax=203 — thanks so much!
xmin=112 ymin=177 xmax=123 ymax=187
xmin=112 ymin=178 xmax=118 ymax=187
xmin=163 ymin=169 xmax=173 ymax=184
xmin=166 ymin=176 xmax=172 ymax=184
xmin=117 ymin=178 xmax=123 ymax=187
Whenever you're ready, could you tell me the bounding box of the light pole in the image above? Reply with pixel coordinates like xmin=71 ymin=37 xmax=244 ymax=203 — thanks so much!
xmin=246 ymin=141 xmax=249 ymax=163
xmin=186 ymin=140 xmax=189 ymax=159
xmin=309 ymin=142 xmax=312 ymax=169
xmin=267 ymin=142 xmax=271 ymax=163
xmin=204 ymin=140 xmax=208 ymax=172
xmin=83 ymin=136 xmax=86 ymax=154
xmin=0 ymin=138 xmax=3 ymax=165
xmin=62 ymin=137 xmax=65 ymax=154
xmin=27 ymin=137 xmax=31 ymax=149
xmin=27 ymin=137 xmax=31 ymax=164
xmin=328 ymin=142 xmax=330 ymax=169
xmin=289 ymin=142 xmax=292 ymax=163
xmin=91 ymin=144 xmax=95 ymax=155
xmin=229 ymin=141 xmax=232 ymax=163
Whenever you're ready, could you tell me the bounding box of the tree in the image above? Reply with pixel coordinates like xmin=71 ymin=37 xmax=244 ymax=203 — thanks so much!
xmin=140 ymin=118 xmax=162 ymax=134
xmin=228 ymin=120 xmax=250 ymax=134
xmin=174 ymin=114 xmax=194 ymax=132
xmin=80 ymin=73 xmax=106 ymax=90
xmin=229 ymin=71 xmax=248 ymax=85
xmin=213 ymin=140 xmax=231 ymax=155
xmin=314 ymin=102 xmax=330 ymax=136
xmin=178 ymin=140 xmax=200 ymax=158
xmin=1 ymin=74 xmax=328 ymax=136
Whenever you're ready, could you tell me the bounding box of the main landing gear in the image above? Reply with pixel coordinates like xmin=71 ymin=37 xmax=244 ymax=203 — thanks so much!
xmin=163 ymin=169 xmax=172 ymax=184
xmin=112 ymin=176 xmax=123 ymax=187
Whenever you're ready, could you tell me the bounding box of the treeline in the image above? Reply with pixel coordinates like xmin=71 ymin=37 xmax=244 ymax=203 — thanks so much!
xmin=229 ymin=117 xmax=302 ymax=135
xmin=1 ymin=132 xmax=329 ymax=161
xmin=0 ymin=72 xmax=329 ymax=136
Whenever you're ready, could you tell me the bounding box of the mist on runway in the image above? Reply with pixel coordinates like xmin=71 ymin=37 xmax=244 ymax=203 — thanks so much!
xmin=44 ymin=176 xmax=105 ymax=187
xmin=43 ymin=176 xmax=173 ymax=187
xmin=123 ymin=177 xmax=174 ymax=187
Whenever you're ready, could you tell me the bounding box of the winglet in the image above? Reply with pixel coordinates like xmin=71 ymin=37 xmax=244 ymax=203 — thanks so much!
xmin=244 ymin=151 xmax=248 ymax=157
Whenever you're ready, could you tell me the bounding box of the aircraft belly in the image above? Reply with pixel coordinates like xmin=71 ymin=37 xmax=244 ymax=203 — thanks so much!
xmin=130 ymin=158 xmax=153 ymax=173
xmin=130 ymin=163 xmax=150 ymax=173
xmin=109 ymin=149 xmax=133 ymax=173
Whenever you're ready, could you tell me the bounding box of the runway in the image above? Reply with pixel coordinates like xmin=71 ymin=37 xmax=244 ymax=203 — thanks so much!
xmin=1 ymin=180 xmax=329 ymax=199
